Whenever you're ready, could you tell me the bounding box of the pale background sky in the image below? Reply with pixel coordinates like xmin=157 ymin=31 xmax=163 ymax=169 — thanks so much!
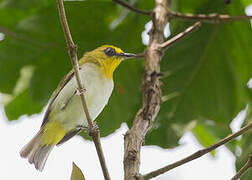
xmin=0 ymin=101 xmax=239 ymax=180
xmin=0 ymin=4 xmax=252 ymax=180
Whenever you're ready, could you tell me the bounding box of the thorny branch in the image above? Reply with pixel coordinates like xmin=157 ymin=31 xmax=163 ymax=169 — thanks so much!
xmin=123 ymin=0 xmax=169 ymax=179
xmin=231 ymin=154 xmax=252 ymax=180
xmin=56 ymin=0 xmax=111 ymax=179
xmin=143 ymin=122 xmax=252 ymax=179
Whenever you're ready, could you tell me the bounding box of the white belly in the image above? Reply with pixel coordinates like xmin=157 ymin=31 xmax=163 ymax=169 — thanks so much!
xmin=50 ymin=63 xmax=114 ymax=131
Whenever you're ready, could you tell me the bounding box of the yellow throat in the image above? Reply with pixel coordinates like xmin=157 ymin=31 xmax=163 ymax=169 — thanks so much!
xmin=79 ymin=45 xmax=124 ymax=79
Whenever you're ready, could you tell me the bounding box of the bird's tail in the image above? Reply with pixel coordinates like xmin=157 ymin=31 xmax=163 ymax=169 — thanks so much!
xmin=20 ymin=129 xmax=54 ymax=172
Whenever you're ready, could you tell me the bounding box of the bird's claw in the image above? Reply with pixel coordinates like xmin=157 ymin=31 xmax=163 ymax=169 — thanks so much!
xmin=76 ymin=87 xmax=86 ymax=96
xmin=76 ymin=125 xmax=88 ymax=131
xmin=88 ymin=123 xmax=99 ymax=137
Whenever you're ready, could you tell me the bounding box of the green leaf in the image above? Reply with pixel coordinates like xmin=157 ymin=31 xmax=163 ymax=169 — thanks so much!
xmin=0 ymin=1 xmax=149 ymax=137
xmin=241 ymin=0 xmax=252 ymax=7
xmin=192 ymin=123 xmax=216 ymax=156
xmin=145 ymin=0 xmax=252 ymax=148
xmin=0 ymin=37 xmax=40 ymax=93
xmin=0 ymin=0 xmax=49 ymax=9
xmin=70 ymin=162 xmax=85 ymax=180
xmin=145 ymin=119 xmax=197 ymax=148
xmin=5 ymin=88 xmax=43 ymax=120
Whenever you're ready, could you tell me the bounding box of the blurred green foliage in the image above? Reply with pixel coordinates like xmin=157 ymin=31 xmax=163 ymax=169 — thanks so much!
xmin=0 ymin=0 xmax=252 ymax=178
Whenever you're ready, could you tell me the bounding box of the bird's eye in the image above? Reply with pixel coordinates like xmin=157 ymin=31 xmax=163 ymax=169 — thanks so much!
xmin=104 ymin=47 xmax=116 ymax=56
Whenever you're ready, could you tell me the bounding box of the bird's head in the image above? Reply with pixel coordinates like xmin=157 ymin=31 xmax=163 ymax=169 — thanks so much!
xmin=79 ymin=45 xmax=136 ymax=79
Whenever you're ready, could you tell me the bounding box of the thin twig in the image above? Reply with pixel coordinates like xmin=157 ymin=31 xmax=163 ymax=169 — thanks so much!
xmin=142 ymin=122 xmax=252 ymax=179
xmin=56 ymin=1 xmax=111 ymax=179
xmin=159 ymin=21 xmax=201 ymax=51
xmin=168 ymin=10 xmax=252 ymax=23
xmin=231 ymin=154 xmax=252 ymax=180
xmin=113 ymin=0 xmax=151 ymax=15
xmin=56 ymin=0 xmax=93 ymax=134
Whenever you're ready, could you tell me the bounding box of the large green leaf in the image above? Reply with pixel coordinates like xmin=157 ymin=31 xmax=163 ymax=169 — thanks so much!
xmin=0 ymin=0 xmax=48 ymax=9
xmin=145 ymin=0 xmax=252 ymax=148
xmin=0 ymin=1 xmax=151 ymax=137
xmin=5 ymin=88 xmax=43 ymax=119
xmin=193 ymin=123 xmax=216 ymax=156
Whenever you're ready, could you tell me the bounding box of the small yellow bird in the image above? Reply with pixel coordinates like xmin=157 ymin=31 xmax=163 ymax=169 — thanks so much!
xmin=20 ymin=45 xmax=136 ymax=171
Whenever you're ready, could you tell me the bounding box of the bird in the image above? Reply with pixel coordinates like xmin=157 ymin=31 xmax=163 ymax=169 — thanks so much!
xmin=20 ymin=45 xmax=136 ymax=171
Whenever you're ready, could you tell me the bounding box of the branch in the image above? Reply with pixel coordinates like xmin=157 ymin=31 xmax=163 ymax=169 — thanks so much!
xmin=168 ymin=10 xmax=252 ymax=23
xmin=231 ymin=154 xmax=252 ymax=180
xmin=113 ymin=0 xmax=151 ymax=15
xmin=158 ymin=21 xmax=201 ymax=51
xmin=56 ymin=1 xmax=111 ymax=179
xmin=134 ymin=52 xmax=146 ymax=59
xmin=143 ymin=122 xmax=252 ymax=179
xmin=123 ymin=0 xmax=169 ymax=179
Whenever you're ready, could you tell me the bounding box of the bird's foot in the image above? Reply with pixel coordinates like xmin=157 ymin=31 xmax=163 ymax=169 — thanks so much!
xmin=76 ymin=87 xmax=86 ymax=96
xmin=88 ymin=122 xmax=99 ymax=137
xmin=76 ymin=125 xmax=88 ymax=131
xmin=77 ymin=123 xmax=99 ymax=136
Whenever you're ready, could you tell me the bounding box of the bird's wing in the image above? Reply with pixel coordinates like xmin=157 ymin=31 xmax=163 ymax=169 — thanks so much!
xmin=41 ymin=69 xmax=74 ymax=127
xmin=57 ymin=128 xmax=82 ymax=145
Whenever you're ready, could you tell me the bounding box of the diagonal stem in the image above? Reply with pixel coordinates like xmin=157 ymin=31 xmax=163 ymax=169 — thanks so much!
xmin=159 ymin=21 xmax=201 ymax=51
xmin=231 ymin=154 xmax=252 ymax=180
xmin=143 ymin=122 xmax=252 ymax=179
xmin=56 ymin=0 xmax=110 ymax=179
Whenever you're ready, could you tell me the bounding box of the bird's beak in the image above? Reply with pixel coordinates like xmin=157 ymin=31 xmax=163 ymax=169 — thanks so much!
xmin=118 ymin=53 xmax=137 ymax=60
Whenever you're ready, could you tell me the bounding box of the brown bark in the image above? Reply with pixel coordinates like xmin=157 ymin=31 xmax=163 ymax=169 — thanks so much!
xmin=123 ymin=0 xmax=169 ymax=179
